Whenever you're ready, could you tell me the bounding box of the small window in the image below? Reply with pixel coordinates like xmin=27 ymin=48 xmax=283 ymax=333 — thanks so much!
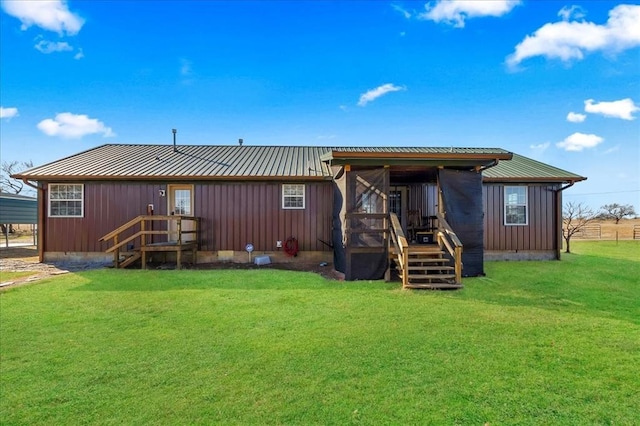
xmin=282 ymin=184 xmax=305 ymax=209
xmin=49 ymin=184 xmax=84 ymax=217
xmin=504 ymin=186 xmax=527 ymax=225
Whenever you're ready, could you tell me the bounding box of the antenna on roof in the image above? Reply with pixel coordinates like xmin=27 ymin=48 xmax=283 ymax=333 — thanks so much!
xmin=172 ymin=129 xmax=177 ymax=152
xmin=239 ymin=138 xmax=243 ymax=146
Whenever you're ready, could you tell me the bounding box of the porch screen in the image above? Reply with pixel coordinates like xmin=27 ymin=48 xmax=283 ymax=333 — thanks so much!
xmin=344 ymin=168 xmax=389 ymax=280
xmin=438 ymin=168 xmax=484 ymax=277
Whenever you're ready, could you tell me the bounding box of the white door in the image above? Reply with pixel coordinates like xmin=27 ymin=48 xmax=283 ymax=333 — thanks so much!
xmin=168 ymin=184 xmax=195 ymax=242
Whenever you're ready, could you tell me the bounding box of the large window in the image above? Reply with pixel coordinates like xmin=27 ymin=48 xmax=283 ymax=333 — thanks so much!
xmin=49 ymin=184 xmax=84 ymax=217
xmin=504 ymin=186 xmax=527 ymax=225
xmin=282 ymin=184 xmax=305 ymax=209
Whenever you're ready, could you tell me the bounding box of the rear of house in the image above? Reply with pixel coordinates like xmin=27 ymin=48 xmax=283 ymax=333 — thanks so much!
xmin=14 ymin=143 xmax=585 ymax=284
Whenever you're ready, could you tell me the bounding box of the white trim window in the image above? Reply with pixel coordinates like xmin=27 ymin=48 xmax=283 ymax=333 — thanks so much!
xmin=49 ymin=184 xmax=84 ymax=217
xmin=282 ymin=184 xmax=305 ymax=209
xmin=504 ymin=186 xmax=527 ymax=225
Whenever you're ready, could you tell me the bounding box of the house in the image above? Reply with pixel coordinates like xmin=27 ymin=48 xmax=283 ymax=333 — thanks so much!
xmin=13 ymin=143 xmax=585 ymax=287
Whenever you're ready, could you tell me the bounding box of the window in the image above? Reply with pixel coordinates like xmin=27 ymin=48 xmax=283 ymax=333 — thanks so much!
xmin=282 ymin=184 xmax=305 ymax=209
xmin=49 ymin=184 xmax=84 ymax=217
xmin=504 ymin=186 xmax=527 ymax=225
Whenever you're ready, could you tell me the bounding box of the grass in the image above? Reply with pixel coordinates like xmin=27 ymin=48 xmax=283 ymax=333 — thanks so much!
xmin=1 ymin=241 xmax=639 ymax=425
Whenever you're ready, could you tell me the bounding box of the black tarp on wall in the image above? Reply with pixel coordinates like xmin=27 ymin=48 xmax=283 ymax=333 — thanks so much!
xmin=438 ymin=169 xmax=484 ymax=277
xmin=333 ymin=168 xmax=389 ymax=280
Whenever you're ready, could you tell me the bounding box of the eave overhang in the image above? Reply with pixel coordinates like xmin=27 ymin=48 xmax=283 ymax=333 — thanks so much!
xmin=321 ymin=150 xmax=513 ymax=168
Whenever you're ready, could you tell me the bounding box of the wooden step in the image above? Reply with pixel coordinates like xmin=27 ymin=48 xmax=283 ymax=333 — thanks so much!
xmin=118 ymin=252 xmax=141 ymax=268
xmin=407 ymin=258 xmax=448 ymax=264
xmin=404 ymin=282 xmax=464 ymax=290
xmin=404 ymin=273 xmax=456 ymax=281
xmin=407 ymin=266 xmax=455 ymax=272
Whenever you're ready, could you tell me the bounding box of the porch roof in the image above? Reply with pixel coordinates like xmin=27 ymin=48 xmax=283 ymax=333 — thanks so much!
xmin=321 ymin=147 xmax=513 ymax=167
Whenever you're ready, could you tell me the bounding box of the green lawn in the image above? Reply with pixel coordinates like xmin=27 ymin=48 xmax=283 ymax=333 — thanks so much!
xmin=1 ymin=241 xmax=638 ymax=425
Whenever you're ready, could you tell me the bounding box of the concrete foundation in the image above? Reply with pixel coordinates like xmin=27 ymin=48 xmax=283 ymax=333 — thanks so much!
xmin=44 ymin=250 xmax=332 ymax=265
xmin=484 ymin=250 xmax=556 ymax=261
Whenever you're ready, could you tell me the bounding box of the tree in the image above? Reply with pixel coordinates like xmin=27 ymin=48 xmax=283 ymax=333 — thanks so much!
xmin=562 ymin=202 xmax=597 ymax=254
xmin=600 ymin=203 xmax=637 ymax=224
xmin=1 ymin=160 xmax=34 ymax=194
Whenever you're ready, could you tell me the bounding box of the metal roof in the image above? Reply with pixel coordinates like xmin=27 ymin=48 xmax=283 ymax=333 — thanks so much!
xmin=13 ymin=144 xmax=585 ymax=183
xmin=15 ymin=144 xmax=334 ymax=181
xmin=0 ymin=193 xmax=37 ymax=224
xmin=483 ymin=153 xmax=586 ymax=183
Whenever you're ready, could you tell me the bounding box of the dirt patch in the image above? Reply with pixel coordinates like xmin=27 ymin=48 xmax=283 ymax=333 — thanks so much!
xmin=1 ymin=246 xmax=344 ymax=289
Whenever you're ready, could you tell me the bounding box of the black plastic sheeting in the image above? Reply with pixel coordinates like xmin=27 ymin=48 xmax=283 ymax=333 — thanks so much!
xmin=438 ymin=169 xmax=485 ymax=277
xmin=332 ymin=167 xmax=389 ymax=280
xmin=332 ymin=180 xmax=346 ymax=273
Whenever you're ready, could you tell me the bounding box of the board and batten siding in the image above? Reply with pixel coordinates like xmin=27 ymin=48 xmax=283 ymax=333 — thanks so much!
xmin=43 ymin=181 xmax=333 ymax=253
xmin=194 ymin=181 xmax=332 ymax=252
xmin=483 ymin=183 xmax=560 ymax=252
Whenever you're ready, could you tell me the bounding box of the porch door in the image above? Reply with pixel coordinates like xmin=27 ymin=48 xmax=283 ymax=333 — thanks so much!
xmin=168 ymin=184 xmax=195 ymax=242
xmin=389 ymin=186 xmax=408 ymax=232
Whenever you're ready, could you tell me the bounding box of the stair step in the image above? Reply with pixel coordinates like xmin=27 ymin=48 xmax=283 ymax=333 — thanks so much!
xmin=407 ymin=266 xmax=455 ymax=271
xmin=119 ymin=252 xmax=141 ymax=268
xmin=404 ymin=283 xmax=464 ymax=290
xmin=407 ymin=258 xmax=447 ymax=264
xmin=405 ymin=273 xmax=456 ymax=281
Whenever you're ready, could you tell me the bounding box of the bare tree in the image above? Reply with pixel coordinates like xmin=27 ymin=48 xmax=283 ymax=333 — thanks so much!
xmin=563 ymin=202 xmax=597 ymax=253
xmin=1 ymin=160 xmax=33 ymax=194
xmin=600 ymin=203 xmax=637 ymax=224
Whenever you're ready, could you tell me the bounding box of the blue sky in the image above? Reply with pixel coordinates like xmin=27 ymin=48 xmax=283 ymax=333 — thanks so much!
xmin=1 ymin=0 xmax=639 ymax=210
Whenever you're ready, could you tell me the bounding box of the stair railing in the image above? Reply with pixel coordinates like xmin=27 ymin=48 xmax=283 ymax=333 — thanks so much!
xmin=434 ymin=212 xmax=463 ymax=284
xmin=99 ymin=215 xmax=199 ymax=268
xmin=389 ymin=212 xmax=409 ymax=288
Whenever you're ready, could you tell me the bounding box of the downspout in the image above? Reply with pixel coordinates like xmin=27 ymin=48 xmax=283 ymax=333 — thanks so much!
xmin=22 ymin=178 xmax=45 ymax=262
xmin=552 ymin=181 xmax=576 ymax=260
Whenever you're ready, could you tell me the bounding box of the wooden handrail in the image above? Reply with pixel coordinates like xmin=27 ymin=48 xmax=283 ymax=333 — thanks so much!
xmin=100 ymin=215 xmax=200 ymax=269
xmin=105 ymin=230 xmax=171 ymax=253
xmin=99 ymin=215 xmax=144 ymax=242
xmin=435 ymin=212 xmax=463 ymax=283
xmin=389 ymin=212 xmax=409 ymax=288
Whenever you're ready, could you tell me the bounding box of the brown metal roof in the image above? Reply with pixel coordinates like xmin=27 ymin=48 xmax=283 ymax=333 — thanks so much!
xmin=483 ymin=153 xmax=586 ymax=183
xmin=14 ymin=144 xmax=585 ymax=183
xmin=14 ymin=144 xmax=334 ymax=181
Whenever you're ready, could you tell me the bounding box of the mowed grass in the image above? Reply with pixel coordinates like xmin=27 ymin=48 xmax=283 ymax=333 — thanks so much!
xmin=1 ymin=241 xmax=638 ymax=425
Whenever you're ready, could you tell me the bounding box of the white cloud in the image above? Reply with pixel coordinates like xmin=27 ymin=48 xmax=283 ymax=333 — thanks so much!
xmin=0 ymin=106 xmax=19 ymax=119
xmin=558 ymin=5 xmax=585 ymax=22
xmin=34 ymin=39 xmax=73 ymax=54
xmin=1 ymin=0 xmax=84 ymax=35
xmin=37 ymin=112 xmax=115 ymax=139
xmin=180 ymin=58 xmax=192 ymax=77
xmin=358 ymin=83 xmax=405 ymax=107
xmin=584 ymin=98 xmax=639 ymax=120
xmin=392 ymin=4 xmax=412 ymax=19
xmin=556 ymin=132 xmax=604 ymax=151
xmin=530 ymin=142 xmax=550 ymax=151
xmin=74 ymin=48 xmax=84 ymax=60
xmin=566 ymin=112 xmax=586 ymax=123
xmin=420 ymin=0 xmax=520 ymax=28
xmin=507 ymin=4 xmax=640 ymax=68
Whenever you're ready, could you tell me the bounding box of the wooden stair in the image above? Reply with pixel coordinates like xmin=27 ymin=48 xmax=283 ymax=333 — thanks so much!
xmin=396 ymin=245 xmax=463 ymax=289
xmin=118 ymin=251 xmax=141 ymax=269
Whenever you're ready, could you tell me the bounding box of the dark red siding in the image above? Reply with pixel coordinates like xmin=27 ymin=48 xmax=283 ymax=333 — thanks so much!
xmin=195 ymin=181 xmax=333 ymax=251
xmin=483 ymin=183 xmax=559 ymax=251
xmin=44 ymin=181 xmax=333 ymax=253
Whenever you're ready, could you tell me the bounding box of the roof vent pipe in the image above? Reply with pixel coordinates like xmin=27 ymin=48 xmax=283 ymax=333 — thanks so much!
xmin=239 ymin=138 xmax=243 ymax=146
xmin=172 ymin=128 xmax=177 ymax=152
